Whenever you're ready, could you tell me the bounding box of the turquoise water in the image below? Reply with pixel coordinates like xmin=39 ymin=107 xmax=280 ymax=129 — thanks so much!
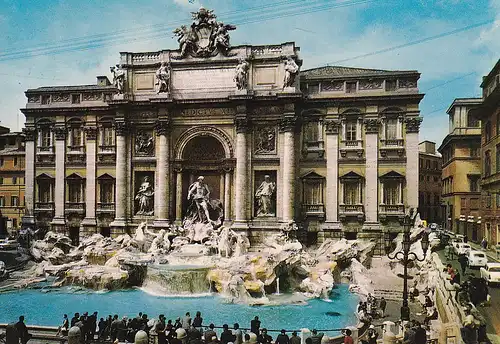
xmin=0 ymin=285 xmax=358 ymax=332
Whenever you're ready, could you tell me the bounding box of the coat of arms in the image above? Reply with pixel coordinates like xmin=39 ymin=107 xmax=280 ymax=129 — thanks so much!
xmin=173 ymin=7 xmax=236 ymax=58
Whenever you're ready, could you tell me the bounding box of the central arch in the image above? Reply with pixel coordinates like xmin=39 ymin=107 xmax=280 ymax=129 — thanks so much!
xmin=174 ymin=126 xmax=234 ymax=160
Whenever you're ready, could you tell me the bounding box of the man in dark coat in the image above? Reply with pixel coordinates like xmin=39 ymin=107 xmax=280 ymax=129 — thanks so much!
xmin=250 ymin=316 xmax=261 ymax=335
xmin=220 ymin=324 xmax=235 ymax=344
xmin=14 ymin=316 xmax=31 ymax=344
xmin=275 ymin=330 xmax=290 ymax=344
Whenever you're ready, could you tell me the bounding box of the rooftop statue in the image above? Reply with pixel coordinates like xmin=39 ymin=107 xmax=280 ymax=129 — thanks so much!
xmin=173 ymin=7 xmax=236 ymax=58
xmin=155 ymin=61 xmax=170 ymax=94
xmin=283 ymin=56 xmax=299 ymax=89
xmin=110 ymin=64 xmax=125 ymax=93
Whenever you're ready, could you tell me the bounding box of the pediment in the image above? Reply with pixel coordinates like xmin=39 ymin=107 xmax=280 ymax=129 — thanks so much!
xmin=340 ymin=171 xmax=364 ymax=179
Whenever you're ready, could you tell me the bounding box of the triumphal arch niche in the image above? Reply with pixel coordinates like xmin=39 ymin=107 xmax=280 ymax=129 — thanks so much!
xmin=22 ymin=6 xmax=423 ymax=247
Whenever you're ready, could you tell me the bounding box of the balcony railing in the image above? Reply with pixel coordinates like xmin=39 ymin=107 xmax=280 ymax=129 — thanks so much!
xmin=379 ymin=204 xmax=405 ymax=214
xmin=380 ymin=139 xmax=404 ymax=147
xmin=37 ymin=146 xmax=54 ymax=153
xmin=341 ymin=140 xmax=362 ymax=147
xmin=65 ymin=202 xmax=85 ymax=214
xmin=99 ymin=145 xmax=116 ymax=153
xmin=339 ymin=204 xmax=364 ymax=213
xmin=97 ymin=202 xmax=115 ymax=213
xmin=302 ymin=204 xmax=325 ymax=217
xmin=67 ymin=145 xmax=85 ymax=152
xmin=35 ymin=202 xmax=54 ymax=211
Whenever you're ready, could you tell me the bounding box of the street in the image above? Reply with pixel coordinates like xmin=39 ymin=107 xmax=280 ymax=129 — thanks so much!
xmin=437 ymin=248 xmax=500 ymax=342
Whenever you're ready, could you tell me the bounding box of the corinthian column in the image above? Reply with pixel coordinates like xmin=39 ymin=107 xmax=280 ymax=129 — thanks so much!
xmin=154 ymin=119 xmax=171 ymax=229
xmin=363 ymin=118 xmax=380 ymax=225
xmin=50 ymin=126 xmax=67 ymax=233
xmin=280 ymin=114 xmax=297 ymax=223
xmin=81 ymin=126 xmax=97 ymax=236
xmin=22 ymin=128 xmax=36 ymax=227
xmin=405 ymin=117 xmax=422 ymax=212
xmin=233 ymin=114 xmax=249 ymax=228
xmin=110 ymin=121 xmax=128 ymax=233
xmin=325 ymin=120 xmax=340 ymax=225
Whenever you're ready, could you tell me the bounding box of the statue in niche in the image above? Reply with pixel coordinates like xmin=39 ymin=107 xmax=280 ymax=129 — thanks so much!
xmin=155 ymin=61 xmax=171 ymax=94
xmin=135 ymin=176 xmax=154 ymax=215
xmin=184 ymin=176 xmax=224 ymax=243
xmin=283 ymin=56 xmax=299 ymax=89
xmin=255 ymin=175 xmax=276 ymax=216
xmin=255 ymin=127 xmax=276 ymax=154
xmin=135 ymin=131 xmax=154 ymax=155
xmin=234 ymin=59 xmax=250 ymax=90
xmin=110 ymin=64 xmax=125 ymax=93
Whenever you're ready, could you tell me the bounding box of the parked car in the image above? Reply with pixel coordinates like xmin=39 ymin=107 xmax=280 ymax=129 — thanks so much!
xmin=0 ymin=238 xmax=18 ymax=251
xmin=467 ymin=250 xmax=488 ymax=268
xmin=454 ymin=242 xmax=471 ymax=255
xmin=480 ymin=262 xmax=500 ymax=285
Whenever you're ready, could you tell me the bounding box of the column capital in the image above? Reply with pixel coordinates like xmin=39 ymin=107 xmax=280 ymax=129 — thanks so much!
xmin=173 ymin=163 xmax=183 ymax=173
xmin=22 ymin=128 xmax=36 ymax=141
xmin=113 ymin=121 xmax=129 ymax=136
xmin=235 ymin=114 xmax=249 ymax=133
xmin=324 ymin=120 xmax=341 ymax=135
xmin=84 ymin=126 xmax=98 ymax=140
xmin=279 ymin=115 xmax=297 ymax=133
xmin=363 ymin=118 xmax=380 ymax=134
xmin=405 ymin=116 xmax=422 ymax=133
xmin=53 ymin=126 xmax=67 ymax=140
xmin=154 ymin=119 xmax=171 ymax=136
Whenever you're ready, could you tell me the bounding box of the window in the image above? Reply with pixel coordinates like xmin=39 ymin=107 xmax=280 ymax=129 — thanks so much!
xmin=385 ymin=79 xmax=396 ymax=91
xmin=346 ymin=121 xmax=357 ymax=141
xmin=426 ymin=160 xmax=431 ymax=169
xmin=304 ymin=121 xmax=320 ymax=142
xmin=485 ymin=121 xmax=492 ymax=142
xmin=70 ymin=127 xmax=82 ymax=148
xmin=346 ymin=82 xmax=357 ymax=94
xmin=385 ymin=118 xmax=398 ymax=139
xmin=102 ymin=127 xmax=114 ymax=147
xmin=71 ymin=94 xmax=81 ymax=104
xmin=485 ymin=150 xmax=492 ymax=177
xmin=12 ymin=177 xmax=16 ymax=185
xmin=0 ymin=196 xmax=4 ymax=207
xmin=343 ymin=181 xmax=362 ymax=204
xmin=100 ymin=181 xmax=115 ymax=204
xmin=0 ymin=177 xmax=3 ymax=185
xmin=68 ymin=180 xmax=84 ymax=203
xmin=41 ymin=95 xmax=50 ymax=105
xmin=383 ymin=180 xmax=402 ymax=205
xmin=471 ymin=147 xmax=479 ymax=157
xmin=11 ymin=196 xmax=18 ymax=206
xmin=426 ymin=175 xmax=430 ymax=182
xmin=13 ymin=157 xmax=17 ymax=166
xmin=469 ymin=175 xmax=479 ymax=192
xmin=486 ymin=193 xmax=492 ymax=208
xmin=419 ymin=159 xmax=423 ymax=169
xmin=467 ymin=114 xmax=479 ymax=127
xmin=40 ymin=128 xmax=51 ymax=147
xmin=38 ymin=180 xmax=53 ymax=203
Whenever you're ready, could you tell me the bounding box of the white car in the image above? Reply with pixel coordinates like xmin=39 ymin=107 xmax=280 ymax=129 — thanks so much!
xmin=454 ymin=242 xmax=471 ymax=255
xmin=480 ymin=263 xmax=500 ymax=285
xmin=467 ymin=250 xmax=488 ymax=268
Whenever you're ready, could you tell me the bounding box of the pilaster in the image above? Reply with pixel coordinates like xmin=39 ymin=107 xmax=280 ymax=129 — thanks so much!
xmin=324 ymin=120 xmax=341 ymax=228
xmin=174 ymin=164 xmax=183 ymax=225
xmin=363 ymin=118 xmax=380 ymax=227
xmin=51 ymin=126 xmax=67 ymax=232
xmin=280 ymin=107 xmax=297 ymax=223
xmin=81 ymin=126 xmax=98 ymax=235
xmin=110 ymin=120 xmax=129 ymax=231
xmin=405 ymin=117 xmax=422 ymax=211
xmin=22 ymin=128 xmax=36 ymax=227
xmin=154 ymin=118 xmax=172 ymax=229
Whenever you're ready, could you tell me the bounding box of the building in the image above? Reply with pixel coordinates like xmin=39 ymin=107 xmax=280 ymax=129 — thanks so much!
xmin=0 ymin=127 xmax=25 ymax=237
xmin=471 ymin=59 xmax=500 ymax=246
xmin=438 ymin=98 xmax=482 ymax=239
xmin=418 ymin=141 xmax=442 ymax=225
xmin=21 ymin=8 xmax=424 ymax=249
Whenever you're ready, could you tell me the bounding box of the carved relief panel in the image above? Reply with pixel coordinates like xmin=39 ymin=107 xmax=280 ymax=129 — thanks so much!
xmin=254 ymin=126 xmax=277 ymax=155
xmin=134 ymin=130 xmax=155 ymax=156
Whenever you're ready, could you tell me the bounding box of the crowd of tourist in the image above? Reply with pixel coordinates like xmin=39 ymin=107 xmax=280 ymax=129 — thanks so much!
xmin=355 ymin=293 xmax=386 ymax=324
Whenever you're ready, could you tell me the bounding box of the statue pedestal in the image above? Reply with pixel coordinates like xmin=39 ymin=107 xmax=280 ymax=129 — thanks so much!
xmin=113 ymin=93 xmax=125 ymax=100
xmin=281 ymin=86 xmax=298 ymax=93
xmin=150 ymin=93 xmax=171 ymax=101
xmin=233 ymin=89 xmax=248 ymax=96
xmin=231 ymin=221 xmax=249 ymax=231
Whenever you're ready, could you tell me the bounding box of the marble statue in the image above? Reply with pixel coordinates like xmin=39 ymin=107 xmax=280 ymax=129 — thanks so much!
xmin=155 ymin=62 xmax=170 ymax=94
xmin=135 ymin=131 xmax=154 ymax=156
xmin=255 ymin=128 xmax=275 ymax=154
xmin=187 ymin=176 xmax=212 ymax=224
xmin=135 ymin=177 xmax=154 ymax=215
xmin=234 ymin=59 xmax=250 ymax=90
xmin=283 ymin=57 xmax=299 ymax=89
xmin=110 ymin=64 xmax=125 ymax=93
xmin=218 ymin=226 xmax=232 ymax=258
xmin=212 ymin=22 xmax=236 ymax=56
xmin=173 ymin=25 xmax=197 ymax=58
xmin=255 ymin=175 xmax=276 ymax=216
xmin=233 ymin=233 xmax=250 ymax=257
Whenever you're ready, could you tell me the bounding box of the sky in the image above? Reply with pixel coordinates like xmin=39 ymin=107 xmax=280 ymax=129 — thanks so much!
xmin=0 ymin=0 xmax=498 ymax=147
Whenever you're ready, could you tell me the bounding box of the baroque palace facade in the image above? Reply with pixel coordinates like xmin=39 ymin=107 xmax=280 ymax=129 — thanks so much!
xmin=21 ymin=9 xmax=423 ymax=247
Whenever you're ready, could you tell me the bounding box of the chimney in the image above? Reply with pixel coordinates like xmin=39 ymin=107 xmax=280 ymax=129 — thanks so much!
xmin=96 ymin=76 xmax=111 ymax=86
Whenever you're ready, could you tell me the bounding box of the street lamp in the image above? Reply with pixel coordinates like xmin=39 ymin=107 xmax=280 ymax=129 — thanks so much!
xmin=386 ymin=209 xmax=430 ymax=321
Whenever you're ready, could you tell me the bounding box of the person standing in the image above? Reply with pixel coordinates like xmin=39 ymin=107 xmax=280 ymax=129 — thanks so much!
xmin=181 ymin=312 xmax=191 ymax=330
xmin=56 ymin=314 xmax=69 ymax=337
xmin=192 ymin=312 xmax=203 ymax=330
xmin=233 ymin=323 xmax=243 ymax=344
xmin=310 ymin=329 xmax=324 ymax=344
xmin=413 ymin=322 xmax=426 ymax=344
xmin=379 ymin=297 xmax=387 ymax=318
xmin=156 ymin=315 xmax=167 ymax=344
xmin=343 ymin=329 xmax=354 ymax=344
xmin=220 ymin=324 xmax=234 ymax=344
xmin=481 ymin=237 xmax=488 ymax=250
xmin=204 ymin=324 xmax=217 ymax=342
xmin=458 ymin=253 xmax=468 ymax=275
xmin=250 ymin=316 xmax=261 ymax=335
xmin=14 ymin=316 xmax=32 ymax=344
xmin=366 ymin=325 xmax=378 ymax=344
xmin=275 ymin=330 xmax=290 ymax=344
xmin=290 ymin=332 xmax=301 ymax=344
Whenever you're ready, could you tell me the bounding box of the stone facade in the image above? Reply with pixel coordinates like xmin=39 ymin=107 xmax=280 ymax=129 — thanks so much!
xmin=21 ymin=9 xmax=424 ymax=249
xmin=418 ymin=141 xmax=442 ymax=225
xmin=0 ymin=127 xmax=25 ymax=236
xmin=471 ymin=59 xmax=500 ymax=246
xmin=438 ymin=98 xmax=482 ymax=240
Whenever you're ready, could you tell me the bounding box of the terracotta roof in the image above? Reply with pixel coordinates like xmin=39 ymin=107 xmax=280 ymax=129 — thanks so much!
xmin=301 ymin=65 xmax=419 ymax=79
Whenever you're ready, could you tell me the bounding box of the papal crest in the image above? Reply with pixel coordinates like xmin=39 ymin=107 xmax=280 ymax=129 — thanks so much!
xmin=173 ymin=7 xmax=236 ymax=59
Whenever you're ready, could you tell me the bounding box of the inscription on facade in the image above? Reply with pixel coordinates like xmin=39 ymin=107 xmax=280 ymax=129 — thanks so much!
xmin=172 ymin=68 xmax=234 ymax=90
xmin=179 ymin=108 xmax=236 ymax=117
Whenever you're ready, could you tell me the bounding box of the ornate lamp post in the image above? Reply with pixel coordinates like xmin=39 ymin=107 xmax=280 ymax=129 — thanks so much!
xmin=387 ymin=209 xmax=430 ymax=321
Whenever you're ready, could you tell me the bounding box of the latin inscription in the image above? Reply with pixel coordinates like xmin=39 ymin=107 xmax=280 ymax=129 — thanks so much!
xmin=172 ymin=68 xmax=234 ymax=90
xmin=179 ymin=108 xmax=236 ymax=117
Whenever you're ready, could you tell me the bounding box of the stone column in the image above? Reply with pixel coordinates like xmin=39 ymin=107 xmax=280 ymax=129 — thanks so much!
xmin=110 ymin=121 xmax=128 ymax=231
xmin=22 ymin=128 xmax=36 ymax=227
xmin=81 ymin=126 xmax=97 ymax=235
xmin=50 ymin=126 xmax=67 ymax=232
xmin=233 ymin=114 xmax=249 ymax=228
xmin=154 ymin=120 xmax=171 ymax=229
xmin=324 ymin=120 xmax=340 ymax=226
xmin=224 ymin=169 xmax=232 ymax=221
xmin=405 ymin=117 xmax=422 ymax=212
xmin=280 ymin=115 xmax=297 ymax=223
xmin=363 ymin=118 xmax=380 ymax=226
xmin=174 ymin=165 xmax=183 ymax=224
